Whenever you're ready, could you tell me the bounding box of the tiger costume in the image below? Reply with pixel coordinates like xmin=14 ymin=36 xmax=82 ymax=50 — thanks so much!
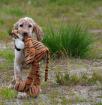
xmin=11 ymin=30 xmax=49 ymax=97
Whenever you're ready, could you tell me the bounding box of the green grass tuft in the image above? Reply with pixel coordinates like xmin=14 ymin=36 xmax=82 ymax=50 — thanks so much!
xmin=0 ymin=87 xmax=17 ymax=99
xmin=43 ymin=25 xmax=93 ymax=58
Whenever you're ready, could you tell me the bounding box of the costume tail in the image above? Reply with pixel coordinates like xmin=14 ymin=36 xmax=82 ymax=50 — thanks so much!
xmin=45 ymin=50 xmax=50 ymax=81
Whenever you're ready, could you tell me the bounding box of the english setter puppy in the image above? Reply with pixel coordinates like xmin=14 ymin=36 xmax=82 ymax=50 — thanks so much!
xmin=9 ymin=17 xmax=43 ymax=98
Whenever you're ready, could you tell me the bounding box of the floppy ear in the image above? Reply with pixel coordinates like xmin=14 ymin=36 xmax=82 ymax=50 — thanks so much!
xmin=13 ymin=22 xmax=18 ymax=30
xmin=9 ymin=22 xmax=19 ymax=38
xmin=33 ymin=23 xmax=44 ymax=41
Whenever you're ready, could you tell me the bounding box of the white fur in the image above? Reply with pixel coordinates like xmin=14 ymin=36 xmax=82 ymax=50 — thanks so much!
xmin=15 ymin=39 xmax=24 ymax=49
xmin=14 ymin=49 xmax=24 ymax=80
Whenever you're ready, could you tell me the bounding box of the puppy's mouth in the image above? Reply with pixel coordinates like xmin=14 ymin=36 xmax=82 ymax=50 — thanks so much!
xmin=10 ymin=29 xmax=29 ymax=41
xmin=22 ymin=32 xmax=28 ymax=36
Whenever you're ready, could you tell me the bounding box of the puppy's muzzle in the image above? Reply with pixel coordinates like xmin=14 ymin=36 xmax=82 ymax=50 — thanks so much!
xmin=23 ymin=32 xmax=28 ymax=36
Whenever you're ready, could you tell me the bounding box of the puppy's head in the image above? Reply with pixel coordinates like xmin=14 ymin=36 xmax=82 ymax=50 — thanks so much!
xmin=12 ymin=17 xmax=43 ymax=41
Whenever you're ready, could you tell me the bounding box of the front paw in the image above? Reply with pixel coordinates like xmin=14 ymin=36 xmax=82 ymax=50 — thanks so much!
xmin=17 ymin=92 xmax=28 ymax=99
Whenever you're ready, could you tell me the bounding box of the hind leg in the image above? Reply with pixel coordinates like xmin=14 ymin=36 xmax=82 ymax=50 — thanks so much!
xmin=8 ymin=61 xmax=22 ymax=89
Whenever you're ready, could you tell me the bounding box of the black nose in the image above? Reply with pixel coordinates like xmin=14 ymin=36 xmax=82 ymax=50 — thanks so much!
xmin=23 ymin=32 xmax=28 ymax=36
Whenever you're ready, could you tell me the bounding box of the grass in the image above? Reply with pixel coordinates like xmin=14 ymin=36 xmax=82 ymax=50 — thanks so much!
xmin=43 ymin=25 xmax=63 ymax=57
xmin=0 ymin=87 xmax=17 ymax=99
xmin=56 ymin=71 xmax=102 ymax=86
xmin=0 ymin=0 xmax=101 ymax=40
xmin=96 ymin=103 xmax=102 ymax=105
xmin=0 ymin=49 xmax=14 ymax=62
xmin=43 ymin=25 xmax=93 ymax=58
xmin=0 ymin=0 xmax=101 ymax=103
xmin=47 ymin=86 xmax=87 ymax=105
xmin=0 ymin=0 xmax=101 ymax=58
xmin=0 ymin=49 xmax=14 ymax=70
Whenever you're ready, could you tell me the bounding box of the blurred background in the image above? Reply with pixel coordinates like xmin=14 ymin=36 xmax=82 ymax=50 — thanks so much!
xmin=0 ymin=0 xmax=102 ymax=39
xmin=0 ymin=0 xmax=102 ymax=104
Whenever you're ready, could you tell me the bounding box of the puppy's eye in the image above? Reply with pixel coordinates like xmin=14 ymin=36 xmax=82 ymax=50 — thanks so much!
xmin=20 ymin=24 xmax=23 ymax=27
xmin=28 ymin=24 xmax=32 ymax=28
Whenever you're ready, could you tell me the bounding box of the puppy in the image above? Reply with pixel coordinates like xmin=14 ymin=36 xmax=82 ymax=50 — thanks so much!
xmin=9 ymin=17 xmax=43 ymax=98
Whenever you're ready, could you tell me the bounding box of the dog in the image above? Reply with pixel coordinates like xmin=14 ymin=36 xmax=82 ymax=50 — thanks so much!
xmin=9 ymin=17 xmax=43 ymax=98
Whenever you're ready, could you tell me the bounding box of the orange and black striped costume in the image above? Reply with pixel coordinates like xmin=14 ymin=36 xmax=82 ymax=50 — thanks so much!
xmin=14 ymin=35 xmax=49 ymax=97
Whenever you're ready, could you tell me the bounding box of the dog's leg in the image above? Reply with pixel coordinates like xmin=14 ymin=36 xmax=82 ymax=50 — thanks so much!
xmin=8 ymin=50 xmax=22 ymax=89
xmin=14 ymin=62 xmax=22 ymax=81
xmin=14 ymin=50 xmax=28 ymax=98
xmin=14 ymin=50 xmax=23 ymax=81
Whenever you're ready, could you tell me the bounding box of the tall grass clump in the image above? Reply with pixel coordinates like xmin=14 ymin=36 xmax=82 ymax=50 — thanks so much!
xmin=43 ymin=25 xmax=93 ymax=58
xmin=43 ymin=26 xmax=63 ymax=57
